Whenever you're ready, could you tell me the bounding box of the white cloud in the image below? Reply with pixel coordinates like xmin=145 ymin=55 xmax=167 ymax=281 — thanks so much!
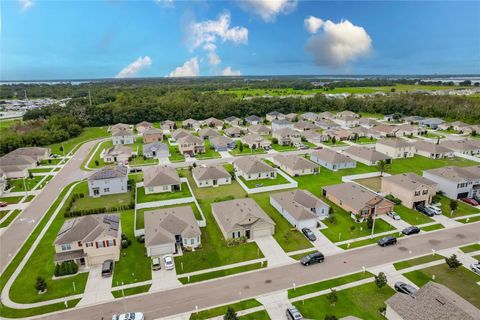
xmin=222 ymin=67 xmax=241 ymax=76
xmin=155 ymin=0 xmax=174 ymax=8
xmin=304 ymin=16 xmax=324 ymax=34
xmin=239 ymin=0 xmax=297 ymax=22
xmin=115 ymin=56 xmax=152 ymax=78
xmin=168 ymin=57 xmax=200 ymax=77
xmin=19 ymin=0 xmax=34 ymax=11
xmin=306 ymin=18 xmax=372 ymax=67
xmin=203 ymin=43 xmax=221 ymax=65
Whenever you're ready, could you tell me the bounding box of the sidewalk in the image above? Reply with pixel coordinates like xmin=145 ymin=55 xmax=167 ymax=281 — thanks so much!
xmin=255 ymin=236 xmax=295 ymax=267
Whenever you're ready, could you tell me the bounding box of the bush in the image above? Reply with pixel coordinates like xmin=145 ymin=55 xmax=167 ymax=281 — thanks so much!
xmin=385 ymin=194 xmax=402 ymax=205
xmin=54 ymin=261 xmax=79 ymax=277
xmin=121 ymin=239 xmax=129 ymax=249
xmin=35 ymin=277 xmax=47 ymax=292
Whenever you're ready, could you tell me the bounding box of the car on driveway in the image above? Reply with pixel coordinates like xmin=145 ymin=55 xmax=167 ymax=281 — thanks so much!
xmin=151 ymin=257 xmax=161 ymax=271
xmin=163 ymin=255 xmax=175 ymax=270
xmin=377 ymin=236 xmax=397 ymax=247
xmin=415 ymin=204 xmax=434 ymax=217
xmin=387 ymin=211 xmax=401 ymax=220
xmin=112 ymin=312 xmax=144 ymax=320
xmin=471 ymin=262 xmax=480 ymax=274
xmin=302 ymin=228 xmax=316 ymax=241
xmin=402 ymin=226 xmax=420 ymax=235
xmin=300 ymin=252 xmax=325 ymax=266
xmin=101 ymin=260 xmax=113 ymax=277
xmin=286 ymin=306 xmax=303 ymax=320
xmin=461 ymin=198 xmax=479 ymax=206
xmin=0 ymin=201 xmax=8 ymax=208
xmin=425 ymin=205 xmax=442 ymax=215
xmin=394 ymin=282 xmax=417 ymax=295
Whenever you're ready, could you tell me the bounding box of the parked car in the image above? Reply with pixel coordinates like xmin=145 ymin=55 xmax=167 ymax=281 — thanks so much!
xmin=0 ymin=201 xmax=8 ymax=208
xmin=387 ymin=211 xmax=401 ymax=220
xmin=151 ymin=257 xmax=161 ymax=271
xmin=402 ymin=226 xmax=420 ymax=235
xmin=286 ymin=306 xmax=303 ymax=320
xmin=300 ymin=252 xmax=325 ymax=266
xmin=102 ymin=260 xmax=114 ymax=277
xmin=301 ymin=228 xmax=316 ymax=241
xmin=394 ymin=282 xmax=417 ymax=295
xmin=264 ymin=146 xmax=272 ymax=151
xmin=415 ymin=204 xmax=434 ymax=217
xmin=461 ymin=198 xmax=479 ymax=206
xmin=314 ymin=146 xmax=323 ymax=150
xmin=425 ymin=205 xmax=442 ymax=215
xmin=112 ymin=312 xmax=145 ymax=320
xmin=471 ymin=262 xmax=480 ymax=274
xmin=377 ymin=236 xmax=397 ymax=247
xmin=164 ymin=255 xmax=174 ymax=270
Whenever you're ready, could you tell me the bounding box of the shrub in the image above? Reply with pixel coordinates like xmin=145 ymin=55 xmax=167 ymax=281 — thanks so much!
xmin=375 ymin=272 xmax=387 ymax=288
xmin=35 ymin=277 xmax=47 ymax=292
xmin=385 ymin=194 xmax=402 ymax=205
xmin=54 ymin=261 xmax=79 ymax=277
xmin=121 ymin=239 xmax=129 ymax=249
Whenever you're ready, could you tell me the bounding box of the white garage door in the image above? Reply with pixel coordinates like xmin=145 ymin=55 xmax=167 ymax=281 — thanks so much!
xmin=253 ymin=227 xmax=272 ymax=239
xmin=149 ymin=244 xmax=174 ymax=257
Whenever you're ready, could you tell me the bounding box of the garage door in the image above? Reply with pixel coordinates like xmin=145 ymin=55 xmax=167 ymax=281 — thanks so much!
xmin=253 ymin=227 xmax=272 ymax=238
xmin=149 ymin=244 xmax=174 ymax=257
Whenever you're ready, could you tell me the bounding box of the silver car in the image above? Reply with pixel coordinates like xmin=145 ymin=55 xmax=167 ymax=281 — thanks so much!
xmin=471 ymin=263 xmax=480 ymax=274
xmin=387 ymin=211 xmax=401 ymax=220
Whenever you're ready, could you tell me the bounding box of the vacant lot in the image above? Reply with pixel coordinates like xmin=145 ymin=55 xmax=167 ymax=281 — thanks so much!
xmin=354 ymin=176 xmax=382 ymax=192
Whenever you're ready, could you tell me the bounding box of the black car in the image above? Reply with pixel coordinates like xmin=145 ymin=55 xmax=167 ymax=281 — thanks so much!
xmin=394 ymin=281 xmax=417 ymax=295
xmin=300 ymin=252 xmax=325 ymax=266
xmin=377 ymin=236 xmax=397 ymax=247
xmin=415 ymin=204 xmax=434 ymax=217
xmin=302 ymin=228 xmax=316 ymax=241
xmin=101 ymin=260 xmax=114 ymax=277
xmin=286 ymin=307 xmax=303 ymax=320
xmin=402 ymin=226 xmax=420 ymax=235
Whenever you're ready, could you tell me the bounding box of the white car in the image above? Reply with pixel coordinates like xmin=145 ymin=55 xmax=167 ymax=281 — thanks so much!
xmin=425 ymin=205 xmax=442 ymax=215
xmin=387 ymin=211 xmax=401 ymax=220
xmin=164 ymin=255 xmax=175 ymax=270
xmin=112 ymin=312 xmax=144 ymax=320
xmin=471 ymin=263 xmax=480 ymax=274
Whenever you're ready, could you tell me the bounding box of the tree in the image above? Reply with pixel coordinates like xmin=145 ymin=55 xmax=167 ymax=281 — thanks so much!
xmin=272 ymin=137 xmax=279 ymax=145
xmin=28 ymin=171 xmax=34 ymax=179
xmin=35 ymin=276 xmax=47 ymax=292
xmin=331 ymin=136 xmax=337 ymax=144
xmin=449 ymin=199 xmax=458 ymax=216
xmin=326 ymin=289 xmax=338 ymax=306
xmin=223 ymin=307 xmax=238 ymax=320
xmin=94 ymin=160 xmax=99 ymax=166
xmin=376 ymin=160 xmax=390 ymax=176
xmin=239 ymin=142 xmax=244 ymax=152
xmin=366 ymin=215 xmax=374 ymax=229
xmin=325 ymin=315 xmax=338 ymax=320
xmin=445 ymin=254 xmax=462 ymax=270
xmin=375 ymin=272 xmax=387 ymax=288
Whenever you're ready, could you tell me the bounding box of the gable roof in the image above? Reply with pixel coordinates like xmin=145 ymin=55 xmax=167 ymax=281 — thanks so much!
xmin=210 ymin=135 xmax=234 ymax=148
xmin=193 ymin=165 xmax=230 ymax=181
xmin=177 ymin=134 xmax=204 ymax=145
xmin=383 ymin=172 xmax=437 ymax=191
xmin=136 ymin=121 xmax=152 ymax=129
xmin=224 ymin=126 xmax=242 ymax=135
xmin=143 ymin=165 xmax=181 ymax=187
xmin=248 ymin=124 xmax=271 ymax=134
xmin=424 ymin=165 xmax=480 ymax=182
xmin=245 ymin=115 xmax=261 ymax=122
xmin=225 ymin=116 xmax=240 ymax=122
xmin=273 ymin=127 xmax=300 ymax=138
xmin=294 ymin=120 xmax=319 ymax=130
xmin=271 ymin=189 xmax=328 ymax=221
xmin=377 ymin=138 xmax=412 ymax=148
xmin=312 ymin=148 xmax=354 ymax=164
xmin=323 ymin=182 xmax=393 ymax=211
xmin=198 ymin=127 xmax=219 ymax=138
xmin=414 ymin=141 xmax=452 ymax=154
xmin=111 ymin=125 xmax=133 ymax=137
xmin=233 ymin=156 xmax=275 ymax=174
xmin=9 ymin=147 xmax=50 ymax=158
xmin=273 ymin=154 xmax=318 ymax=171
xmin=440 ymin=139 xmax=480 ymax=152
xmin=143 ymin=141 xmax=168 ymax=153
xmin=345 ymin=146 xmax=391 ymax=162
xmin=89 ymin=165 xmax=128 ymax=180
xmin=143 ymin=127 xmax=163 ymax=135
xmin=55 ymin=214 xmax=120 ymax=245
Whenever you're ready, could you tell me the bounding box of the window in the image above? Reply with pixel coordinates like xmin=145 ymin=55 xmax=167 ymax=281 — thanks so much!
xmin=107 ymin=240 xmax=115 ymax=247
xmin=191 ymin=239 xmax=194 ymax=245
xmin=104 ymin=188 xmax=110 ymax=193
xmin=61 ymin=244 xmax=71 ymax=251
xmin=163 ymin=186 xmax=169 ymax=191
xmin=414 ymin=191 xmax=420 ymax=196
xmin=77 ymin=241 xmax=82 ymax=247
xmin=422 ymin=190 xmax=428 ymax=195
xmin=97 ymin=241 xmax=105 ymax=248
xmin=232 ymin=232 xmax=236 ymax=238
xmin=85 ymin=242 xmax=93 ymax=247
xmin=148 ymin=187 xmax=154 ymax=193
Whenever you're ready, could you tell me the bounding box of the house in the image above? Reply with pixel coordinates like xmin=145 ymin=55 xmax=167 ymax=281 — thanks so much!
xmin=143 ymin=165 xmax=182 ymax=194
xmin=423 ymin=165 xmax=480 ymax=199
xmin=344 ymin=146 xmax=391 ymax=166
xmin=171 ymin=128 xmax=191 ymax=141
xmin=301 ymin=131 xmax=327 ymax=144
xmin=323 ymin=182 xmax=394 ymax=217
xmin=351 ymin=126 xmax=369 ymax=138
xmin=225 ymin=116 xmax=242 ymax=126
xmin=335 ymin=115 xmax=359 ymax=128
xmin=414 ymin=141 xmax=454 ymax=159
xmin=285 ymin=113 xmax=298 ymax=122
xmin=211 ymin=198 xmax=275 ymax=240
xmin=396 ymin=124 xmax=424 ymax=137
xmin=182 ymin=118 xmax=201 ymax=130
xmin=143 ymin=141 xmax=170 ymax=159
xmin=375 ymin=138 xmax=415 ymax=159
xmin=385 ymin=282 xmax=479 ymax=320
xmin=439 ymin=140 xmax=480 ymax=155
xmin=224 ymin=126 xmax=242 ymax=138
xmin=371 ymin=124 xmax=399 ymax=137
xmin=419 ymin=118 xmax=445 ymax=129
xmin=144 ymin=206 xmax=201 ymax=256
xmin=438 ymin=122 xmax=453 ymax=131
xmin=198 ymin=127 xmax=220 ymax=140
xmin=324 ymin=128 xmax=353 ymax=141
xmin=318 ymin=111 xmax=335 ymax=120
xmin=241 ymin=133 xmax=271 ymax=149
xmin=462 ymin=124 xmax=480 ymax=135
xmin=336 ymin=111 xmax=359 ymax=118
xmin=273 ymin=128 xmax=302 ymax=146
xmin=402 ymin=115 xmax=424 ymax=124
xmin=266 ymin=111 xmax=285 ymax=122
xmin=381 ymin=173 xmax=438 ymax=208
xmin=271 ymin=189 xmax=330 ymax=229
xmin=54 ymin=214 xmax=121 ymax=268
xmin=272 ymin=154 xmax=319 ymax=176
xmin=233 ymin=156 xmax=276 ymax=180
xmin=0 ymin=147 xmax=50 ymax=178
xmin=310 ymin=149 xmax=356 ymax=171
xmin=300 ymin=112 xmax=319 ymax=122
xmin=88 ymin=165 xmax=128 ymax=197
xmin=359 ymin=118 xmax=379 ymax=128
xmin=203 ymin=117 xmax=224 ymax=129
xmin=271 ymin=119 xmax=293 ymax=132
xmin=142 ymin=127 xmax=163 ymax=143
xmin=192 ymin=165 xmax=231 ymax=188
xmin=111 ymin=124 xmax=134 ymax=145
xmin=449 ymin=121 xmax=470 ymax=132
xmin=177 ymin=134 xmax=205 ymax=156
xmin=248 ymin=124 xmax=271 ymax=135
xmin=161 ymin=120 xmax=175 ymax=131
xmin=103 ymin=145 xmax=132 ymax=164
xmin=210 ymin=135 xmax=236 ymax=151
xmin=245 ymin=115 xmax=261 ymax=125
xmin=135 ymin=121 xmax=153 ymax=134
xmin=294 ymin=120 xmax=319 ymax=132
xmin=315 ymin=119 xmax=340 ymax=130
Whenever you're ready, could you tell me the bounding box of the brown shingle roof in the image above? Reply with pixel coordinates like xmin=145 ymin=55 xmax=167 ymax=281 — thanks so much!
xmin=273 ymin=154 xmax=318 ymax=171
xmin=233 ymin=156 xmax=275 ymax=174
xmin=312 ymin=148 xmax=353 ymax=164
xmin=193 ymin=165 xmax=230 ymax=181
xmin=323 ymin=182 xmax=393 ymax=212
xmin=143 ymin=165 xmax=181 ymax=188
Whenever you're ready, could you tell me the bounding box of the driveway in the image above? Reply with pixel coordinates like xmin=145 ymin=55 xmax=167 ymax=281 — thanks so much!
xmin=77 ymin=265 xmax=113 ymax=306
xmin=312 ymin=228 xmax=343 ymax=255
xmin=257 ymin=291 xmax=291 ymax=320
xmin=254 ymin=236 xmax=295 ymax=267
xmin=379 ymin=215 xmax=411 ymax=231
xmin=432 ymin=214 xmax=463 ymax=228
xmin=150 ymin=258 xmax=182 ymax=292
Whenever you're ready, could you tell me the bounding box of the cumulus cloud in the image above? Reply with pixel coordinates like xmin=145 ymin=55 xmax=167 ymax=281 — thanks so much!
xmin=239 ymin=0 xmax=297 ymax=22
xmin=155 ymin=0 xmax=174 ymax=8
xmin=168 ymin=57 xmax=200 ymax=77
xmin=222 ymin=67 xmax=241 ymax=76
xmin=304 ymin=16 xmax=324 ymax=34
xmin=115 ymin=56 xmax=152 ymax=78
xmin=19 ymin=0 xmax=34 ymax=11
xmin=305 ymin=18 xmax=372 ymax=67
xmin=203 ymin=43 xmax=221 ymax=65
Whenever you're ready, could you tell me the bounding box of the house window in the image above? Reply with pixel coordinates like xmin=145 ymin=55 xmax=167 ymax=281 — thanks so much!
xmin=97 ymin=241 xmax=105 ymax=248
xmin=422 ymin=190 xmax=428 ymax=195
xmin=232 ymin=232 xmax=236 ymax=238
xmin=163 ymin=186 xmax=169 ymax=191
xmin=107 ymin=240 xmax=115 ymax=247
xmin=414 ymin=191 xmax=420 ymax=196
xmin=77 ymin=241 xmax=82 ymax=247
xmin=190 ymin=239 xmax=194 ymax=245
xmin=85 ymin=242 xmax=93 ymax=247
xmin=237 ymin=231 xmax=241 ymax=238
xmin=104 ymin=188 xmax=110 ymax=193
xmin=61 ymin=244 xmax=71 ymax=251
xmin=148 ymin=187 xmax=154 ymax=193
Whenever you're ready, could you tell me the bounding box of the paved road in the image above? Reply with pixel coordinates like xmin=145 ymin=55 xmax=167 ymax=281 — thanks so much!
xmin=39 ymin=222 xmax=479 ymax=320
xmin=0 ymin=140 xmax=97 ymax=273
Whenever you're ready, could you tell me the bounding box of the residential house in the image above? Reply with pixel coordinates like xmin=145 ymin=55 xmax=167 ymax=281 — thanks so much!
xmin=440 ymin=140 xmax=480 ymax=155
xmin=335 ymin=115 xmax=359 ymax=128
xmin=177 ymin=134 xmax=205 ymax=156
xmin=423 ymin=165 xmax=480 ymax=199
xmin=203 ymin=117 xmax=224 ymax=129
xmin=318 ymin=111 xmax=335 ymax=120
xmin=143 ymin=141 xmax=170 ymax=159
xmin=248 ymin=124 xmax=271 ymax=135
xmin=462 ymin=124 xmax=480 ymax=135
xmin=396 ymin=124 xmax=424 ymax=137
xmin=359 ymin=118 xmax=379 ymax=128
xmin=233 ymin=156 xmax=276 ymax=180
xmin=402 ymin=115 xmax=424 ymax=124
xmin=171 ymin=128 xmax=191 ymax=141
xmin=212 ymin=198 xmax=275 ymax=239
xmin=198 ymin=127 xmax=220 ymax=140
xmin=351 ymin=126 xmax=369 ymax=138
xmin=300 ymin=112 xmax=319 ymax=122
xmin=103 ymin=145 xmax=132 ymax=164
xmin=136 ymin=121 xmax=153 ymax=134
xmin=272 ymin=154 xmax=319 ymax=176
xmin=54 ymin=214 xmax=121 ymax=267
xmin=315 ymin=119 xmax=340 ymax=130
xmin=224 ymin=126 xmax=242 ymax=138
xmin=266 ymin=111 xmax=285 ymax=122
xmin=323 ymin=182 xmax=394 ymax=217
xmin=438 ymin=122 xmax=453 ymax=131
xmin=271 ymin=119 xmax=293 ymax=132
xmin=344 ymin=146 xmax=391 ymax=166
xmin=371 ymin=124 xmax=399 ymax=137
xmin=161 ymin=120 xmax=175 ymax=131
xmin=144 ymin=206 xmax=201 ymax=256
xmin=245 ymin=115 xmax=261 ymax=125
xmin=294 ymin=120 xmax=319 ymax=132
xmin=142 ymin=127 xmax=163 ymax=143
xmin=324 ymin=128 xmax=353 ymax=141
xmin=88 ymin=165 xmax=128 ymax=197
xmin=273 ymin=128 xmax=302 ymax=146
xmin=419 ymin=118 xmax=445 ymax=129
xmin=336 ymin=111 xmax=359 ymax=119
xmin=381 ymin=173 xmax=438 ymax=208
xmin=143 ymin=165 xmax=182 ymax=194
xmin=182 ymin=118 xmax=201 ymax=130
xmin=285 ymin=113 xmax=298 ymax=122
xmin=241 ymin=133 xmax=271 ymax=149
xmin=111 ymin=124 xmax=134 ymax=145
xmin=225 ymin=116 xmax=242 ymax=126
xmin=414 ymin=141 xmax=454 ymax=159
xmin=450 ymin=121 xmax=470 ymax=132
xmin=271 ymin=189 xmax=330 ymax=229
xmin=310 ymin=149 xmax=356 ymax=171
xmin=192 ymin=165 xmax=231 ymax=188
xmin=0 ymin=147 xmax=50 ymax=178
xmin=210 ymin=135 xmax=236 ymax=151
xmin=375 ymin=138 xmax=415 ymax=159
xmin=301 ymin=131 xmax=328 ymax=144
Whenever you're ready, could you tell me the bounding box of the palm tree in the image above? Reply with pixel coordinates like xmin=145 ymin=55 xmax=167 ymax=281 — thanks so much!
xmin=376 ymin=160 xmax=390 ymax=177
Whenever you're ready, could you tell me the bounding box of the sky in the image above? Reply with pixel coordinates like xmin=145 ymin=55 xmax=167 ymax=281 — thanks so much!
xmin=2 ymin=0 xmax=480 ymax=80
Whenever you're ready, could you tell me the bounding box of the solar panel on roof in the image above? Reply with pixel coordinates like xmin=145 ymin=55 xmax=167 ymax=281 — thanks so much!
xmin=110 ymin=222 xmax=119 ymax=231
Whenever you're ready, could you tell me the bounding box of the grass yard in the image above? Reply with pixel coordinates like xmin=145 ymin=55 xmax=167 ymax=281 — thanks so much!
xmin=239 ymin=310 xmax=270 ymax=320
xmin=0 ymin=195 xmax=24 ymax=204
xmin=37 ymin=175 xmax=53 ymax=189
xmin=136 ymin=183 xmax=192 ymax=203
xmin=7 ymin=176 xmax=44 ymax=192
xmin=39 ymin=158 xmax=64 ymax=166
xmin=321 ymin=140 xmax=348 ymax=147
xmin=85 ymin=139 xmax=113 ymax=169
xmin=393 ymin=254 xmax=444 ymax=271
xmin=0 ymin=298 xmax=81 ymax=319
xmin=189 ymin=299 xmax=262 ymax=320
xmin=355 ymin=137 xmax=377 ymax=144
xmin=354 ymin=176 xmax=382 ymax=192
xmin=289 ymin=250 xmax=319 ymax=260
xmin=288 ymin=271 xmax=374 ymax=299
xmin=168 ymin=145 xmax=185 ymax=162
xmin=135 ymin=202 xmax=203 ymax=229
xmin=48 ymin=126 xmax=109 ymax=155
xmin=0 ymin=209 xmax=22 ymax=228
xmin=112 ymin=210 xmax=151 ymax=287
xmin=29 ymin=168 xmax=55 ymax=173
xmin=457 ymin=215 xmax=480 ymax=223
xmin=271 ymin=143 xmax=297 ymax=152
xmin=438 ymin=195 xmax=480 ymax=218
xmin=71 ymin=191 xmax=132 ymax=211
xmin=393 ymin=205 xmax=434 ymax=225
xmin=129 ymin=155 xmax=158 ymax=167
xmin=111 ymin=284 xmax=151 ymax=298
xmin=230 ymin=146 xmax=266 ymax=156
xmin=0 ymin=117 xmax=22 ymax=130
xmin=420 ymin=223 xmax=444 ymax=232
xmin=239 ymin=174 xmax=289 ymax=189
xmin=252 ymin=192 xmax=313 ymax=252
xmin=179 ymin=262 xmax=266 ymax=284
xmin=404 ymin=264 xmax=480 ymax=308
xmin=459 ymin=243 xmax=480 ymax=253
xmin=338 ymin=232 xmax=404 ymax=250
xmin=293 ymin=282 xmax=395 ymax=320
xmin=387 ymin=155 xmax=478 ymax=176
xmin=195 ymin=140 xmax=221 ymax=160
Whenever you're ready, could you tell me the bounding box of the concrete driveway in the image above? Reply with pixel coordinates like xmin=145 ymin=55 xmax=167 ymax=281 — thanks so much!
xmin=257 ymin=291 xmax=291 ymax=319
xmin=379 ymin=215 xmax=411 ymax=230
xmin=254 ymin=236 xmax=294 ymax=267
xmin=150 ymin=257 xmax=182 ymax=291
xmin=312 ymin=228 xmax=343 ymax=255
xmin=77 ymin=265 xmax=113 ymax=306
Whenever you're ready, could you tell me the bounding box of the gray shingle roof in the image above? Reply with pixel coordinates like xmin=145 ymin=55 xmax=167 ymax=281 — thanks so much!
xmin=271 ymin=189 xmax=327 ymax=221
xmin=323 ymin=182 xmax=393 ymax=212
xmin=273 ymin=154 xmax=318 ymax=171
xmin=312 ymin=148 xmax=354 ymax=164
xmin=345 ymin=146 xmax=391 ymax=162
xmin=55 ymin=214 xmax=120 ymax=245
xmin=193 ymin=165 xmax=230 ymax=181
xmin=424 ymin=165 xmax=480 ymax=182
xmin=233 ymin=156 xmax=275 ymax=174
xmin=377 ymin=138 xmax=412 ymax=148
xmin=383 ymin=172 xmax=437 ymax=191
xmin=143 ymin=165 xmax=181 ymax=187
xmin=89 ymin=165 xmax=128 ymax=180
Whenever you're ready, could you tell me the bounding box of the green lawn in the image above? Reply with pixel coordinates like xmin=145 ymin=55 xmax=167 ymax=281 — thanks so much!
xmin=420 ymin=223 xmax=444 ymax=232
xmin=338 ymin=232 xmax=403 ymax=250
xmin=39 ymin=158 xmax=64 ymax=166
xmin=271 ymin=143 xmax=297 ymax=152
xmin=48 ymin=126 xmax=109 ymax=155
xmin=111 ymin=284 xmax=151 ymax=298
xmin=129 ymin=155 xmax=158 ymax=167
xmin=288 ymin=271 xmax=374 ymax=299
xmin=404 ymin=264 xmax=480 ymax=308
xmin=387 ymin=155 xmax=477 ymax=176
xmin=189 ymin=299 xmax=262 ymax=320
xmin=321 ymin=140 xmax=348 ymax=147
xmin=355 ymin=137 xmax=377 ymax=144
xmin=135 ymin=202 xmax=203 ymax=229
xmin=251 ymin=192 xmax=313 ymax=252
xmin=112 ymin=210 xmax=151 ymax=287
xmin=179 ymin=262 xmax=266 ymax=284
xmin=393 ymin=205 xmax=434 ymax=225
xmin=37 ymin=175 xmax=53 ymax=189
xmin=0 ymin=117 xmax=22 ymax=130
xmin=459 ymin=243 xmax=480 ymax=253
xmin=0 ymin=298 xmax=81 ymax=319
xmin=71 ymin=191 xmax=132 ymax=211
xmin=85 ymin=139 xmax=113 ymax=169
xmin=7 ymin=176 xmax=44 ymax=192
xmin=230 ymin=146 xmax=266 ymax=156
xmin=457 ymin=215 xmax=480 ymax=223
xmin=0 ymin=209 xmax=22 ymax=228
xmin=0 ymin=196 xmax=24 ymax=204
xmin=136 ymin=183 xmax=192 ymax=203
xmin=168 ymin=145 xmax=185 ymax=162
xmin=438 ymin=195 xmax=480 ymax=218
xmin=289 ymin=250 xmax=319 ymax=260
xmin=239 ymin=310 xmax=270 ymax=320
xmin=239 ymin=174 xmax=289 ymax=188
xmin=29 ymin=168 xmax=55 ymax=173
xmin=293 ymin=282 xmax=395 ymax=320
xmin=424 ymin=132 xmax=445 ymax=139
xmin=195 ymin=140 xmax=221 ymax=160
xmin=393 ymin=254 xmax=444 ymax=271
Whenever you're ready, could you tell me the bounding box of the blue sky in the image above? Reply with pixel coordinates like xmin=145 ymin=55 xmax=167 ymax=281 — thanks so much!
xmin=2 ymin=0 xmax=479 ymax=80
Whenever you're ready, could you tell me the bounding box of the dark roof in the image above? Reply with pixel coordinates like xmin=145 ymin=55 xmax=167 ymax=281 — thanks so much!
xmin=89 ymin=165 xmax=128 ymax=180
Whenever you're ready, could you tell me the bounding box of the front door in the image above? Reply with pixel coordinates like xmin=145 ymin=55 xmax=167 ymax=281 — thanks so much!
xmin=245 ymin=229 xmax=251 ymax=239
xmin=213 ymin=179 xmax=217 ymax=186
xmin=93 ymin=188 xmax=100 ymax=196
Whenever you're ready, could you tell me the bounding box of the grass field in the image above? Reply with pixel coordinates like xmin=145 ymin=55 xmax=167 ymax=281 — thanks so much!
xmin=420 ymin=223 xmax=444 ymax=232
xmin=136 ymin=183 xmax=192 ymax=203
xmin=71 ymin=191 xmax=132 ymax=211
xmin=387 ymin=155 xmax=477 ymax=176
xmin=0 ymin=209 xmax=22 ymax=228
xmin=0 ymin=117 xmax=22 ymax=130
xmin=230 ymin=146 xmax=266 ymax=156
xmin=195 ymin=140 xmax=221 ymax=160
xmin=271 ymin=143 xmax=297 ymax=152
xmin=459 ymin=243 xmax=480 ymax=253
xmin=8 ymin=176 xmax=44 ymax=192
xmin=0 ymin=195 xmax=24 ymax=204
xmin=438 ymin=195 xmax=480 ymax=218
xmin=48 ymin=126 xmax=109 ymax=155
xmin=85 ymin=139 xmax=113 ymax=169
xmin=393 ymin=254 xmax=444 ymax=270
xmin=111 ymin=284 xmax=151 ymax=298
xmin=393 ymin=205 xmax=434 ymax=225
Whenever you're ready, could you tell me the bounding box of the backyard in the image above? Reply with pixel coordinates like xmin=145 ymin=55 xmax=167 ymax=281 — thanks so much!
xmin=135 ymin=202 xmax=203 ymax=230
xmin=7 ymin=176 xmax=44 ymax=192
xmin=239 ymin=174 xmax=290 ymax=189
xmin=136 ymin=182 xmax=192 ymax=203
xmin=437 ymin=195 xmax=480 ymax=218
xmin=71 ymin=190 xmax=133 ymax=211
xmin=354 ymin=176 xmax=382 ymax=192
xmin=387 ymin=155 xmax=477 ymax=175
xmin=195 ymin=140 xmax=221 ymax=160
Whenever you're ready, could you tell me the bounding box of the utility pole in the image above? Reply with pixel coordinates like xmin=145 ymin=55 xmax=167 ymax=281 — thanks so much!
xmin=88 ymin=90 xmax=92 ymax=106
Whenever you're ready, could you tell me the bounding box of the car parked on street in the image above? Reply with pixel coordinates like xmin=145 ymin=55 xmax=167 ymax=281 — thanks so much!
xmin=301 ymin=228 xmax=316 ymax=241
xmin=151 ymin=257 xmax=161 ymax=271
xmin=415 ymin=204 xmax=434 ymax=217
xmin=425 ymin=205 xmax=442 ymax=215
xmin=387 ymin=211 xmax=401 ymax=220
xmin=402 ymin=226 xmax=420 ymax=235
xmin=300 ymin=252 xmax=325 ymax=266
xmin=112 ymin=312 xmax=145 ymax=320
xmin=461 ymin=198 xmax=479 ymax=206
xmin=471 ymin=262 xmax=480 ymax=274
xmin=377 ymin=236 xmax=397 ymax=247
xmin=394 ymin=281 xmax=417 ymax=295
xmin=286 ymin=306 xmax=303 ymax=320
xmin=164 ymin=255 xmax=174 ymax=270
